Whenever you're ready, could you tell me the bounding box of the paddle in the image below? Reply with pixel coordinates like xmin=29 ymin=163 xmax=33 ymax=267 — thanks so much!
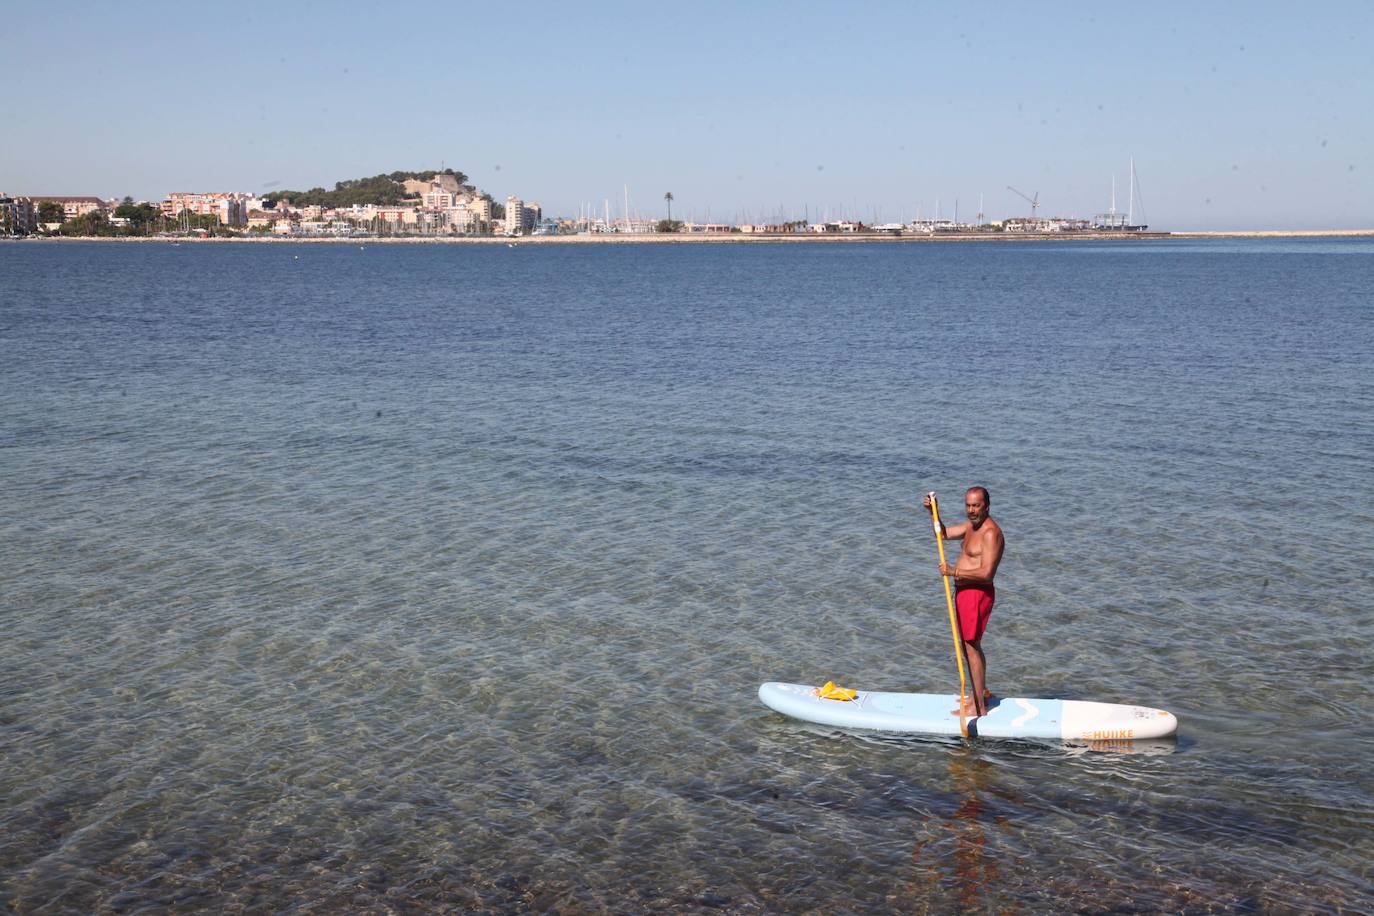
xmin=927 ymin=491 xmax=970 ymax=737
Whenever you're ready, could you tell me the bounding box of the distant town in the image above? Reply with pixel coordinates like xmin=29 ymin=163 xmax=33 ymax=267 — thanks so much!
xmin=2 ymin=168 xmax=1154 ymax=240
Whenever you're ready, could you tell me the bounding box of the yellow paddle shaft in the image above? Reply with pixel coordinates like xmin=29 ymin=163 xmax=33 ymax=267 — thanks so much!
xmin=928 ymin=492 xmax=969 ymax=736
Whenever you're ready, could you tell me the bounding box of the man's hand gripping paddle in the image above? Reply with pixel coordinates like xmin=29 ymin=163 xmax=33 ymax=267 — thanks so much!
xmin=928 ymin=492 xmax=971 ymax=737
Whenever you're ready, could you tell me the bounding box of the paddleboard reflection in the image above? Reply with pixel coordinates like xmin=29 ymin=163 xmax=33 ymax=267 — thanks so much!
xmin=1064 ymin=736 xmax=1177 ymax=756
xmin=784 ymin=721 xmax=1179 ymax=756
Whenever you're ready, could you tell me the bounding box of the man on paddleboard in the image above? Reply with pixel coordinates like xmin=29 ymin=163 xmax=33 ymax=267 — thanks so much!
xmin=923 ymin=487 xmax=1005 ymax=717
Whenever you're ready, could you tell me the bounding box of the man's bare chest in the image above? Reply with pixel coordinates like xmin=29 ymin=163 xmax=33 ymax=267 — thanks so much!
xmin=962 ymin=529 xmax=991 ymax=556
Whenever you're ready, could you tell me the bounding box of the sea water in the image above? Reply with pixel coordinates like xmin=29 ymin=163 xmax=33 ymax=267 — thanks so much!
xmin=2 ymin=238 xmax=1371 ymax=911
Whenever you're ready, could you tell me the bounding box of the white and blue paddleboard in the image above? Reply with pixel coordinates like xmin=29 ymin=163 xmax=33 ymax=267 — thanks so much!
xmin=759 ymin=682 xmax=1178 ymax=741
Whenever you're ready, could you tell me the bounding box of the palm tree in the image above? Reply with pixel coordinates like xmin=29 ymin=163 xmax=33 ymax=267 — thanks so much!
xmin=664 ymin=192 xmax=674 ymax=223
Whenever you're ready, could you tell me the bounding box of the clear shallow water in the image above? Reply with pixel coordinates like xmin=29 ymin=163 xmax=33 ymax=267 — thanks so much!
xmin=1 ymin=238 xmax=1371 ymax=912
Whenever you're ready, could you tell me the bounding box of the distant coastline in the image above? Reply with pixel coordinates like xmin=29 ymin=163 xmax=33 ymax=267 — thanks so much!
xmin=9 ymin=229 xmax=1373 ymax=244
xmin=1164 ymin=230 xmax=1374 ymax=238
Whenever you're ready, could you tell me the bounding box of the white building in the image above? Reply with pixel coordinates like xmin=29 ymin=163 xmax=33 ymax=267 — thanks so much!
xmin=423 ymin=189 xmax=456 ymax=210
xmin=443 ymin=206 xmax=483 ymax=234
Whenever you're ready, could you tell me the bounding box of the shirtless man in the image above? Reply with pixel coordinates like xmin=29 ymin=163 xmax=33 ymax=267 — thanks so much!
xmin=923 ymin=487 xmax=1005 ymax=717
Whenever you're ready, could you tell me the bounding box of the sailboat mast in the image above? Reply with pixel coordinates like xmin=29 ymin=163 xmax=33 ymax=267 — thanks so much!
xmin=1128 ymin=158 xmax=1135 ymax=227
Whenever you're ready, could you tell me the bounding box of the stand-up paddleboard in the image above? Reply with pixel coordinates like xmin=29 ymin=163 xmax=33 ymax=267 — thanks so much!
xmin=759 ymin=682 xmax=1177 ymax=741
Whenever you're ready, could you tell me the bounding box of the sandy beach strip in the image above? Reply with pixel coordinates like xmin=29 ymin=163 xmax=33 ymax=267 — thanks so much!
xmin=11 ymin=229 xmax=1372 ymax=244
xmin=1166 ymin=229 xmax=1374 ymax=238
xmin=12 ymin=232 xmax=1169 ymax=245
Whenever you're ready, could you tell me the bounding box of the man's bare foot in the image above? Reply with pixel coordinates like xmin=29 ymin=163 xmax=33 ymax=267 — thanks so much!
xmin=950 ymin=692 xmax=996 ymax=716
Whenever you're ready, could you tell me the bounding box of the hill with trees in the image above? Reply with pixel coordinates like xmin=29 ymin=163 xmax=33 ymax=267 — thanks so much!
xmin=263 ymin=169 xmax=489 ymax=209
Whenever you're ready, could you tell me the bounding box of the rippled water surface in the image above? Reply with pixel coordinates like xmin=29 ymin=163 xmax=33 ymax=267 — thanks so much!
xmin=2 ymin=238 xmax=1372 ymax=912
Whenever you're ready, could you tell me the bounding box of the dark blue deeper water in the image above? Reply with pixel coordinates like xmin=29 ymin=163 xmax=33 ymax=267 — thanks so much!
xmin=2 ymin=238 xmax=1371 ymax=912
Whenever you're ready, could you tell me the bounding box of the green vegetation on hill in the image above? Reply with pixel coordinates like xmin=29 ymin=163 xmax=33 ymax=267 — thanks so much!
xmin=264 ymin=168 xmax=476 ymax=208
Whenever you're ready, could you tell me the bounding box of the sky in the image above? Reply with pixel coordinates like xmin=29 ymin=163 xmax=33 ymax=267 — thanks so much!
xmin=4 ymin=1 xmax=1371 ymax=230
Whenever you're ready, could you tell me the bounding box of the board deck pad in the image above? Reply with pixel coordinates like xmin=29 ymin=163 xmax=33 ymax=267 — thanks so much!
xmin=759 ymin=682 xmax=1177 ymax=741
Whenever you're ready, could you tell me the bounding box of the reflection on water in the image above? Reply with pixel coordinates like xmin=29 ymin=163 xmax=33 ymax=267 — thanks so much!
xmin=1072 ymin=737 xmax=1177 ymax=756
xmin=908 ymin=750 xmax=1005 ymax=911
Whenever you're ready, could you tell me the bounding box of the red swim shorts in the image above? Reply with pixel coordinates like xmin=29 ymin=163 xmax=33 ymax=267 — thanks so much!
xmin=955 ymin=585 xmax=995 ymax=641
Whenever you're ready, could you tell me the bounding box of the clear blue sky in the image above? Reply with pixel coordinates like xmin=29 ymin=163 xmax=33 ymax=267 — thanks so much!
xmin=6 ymin=1 xmax=1371 ymax=230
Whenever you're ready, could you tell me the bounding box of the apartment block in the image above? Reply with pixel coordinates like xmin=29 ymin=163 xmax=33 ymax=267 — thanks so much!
xmin=442 ymin=206 xmax=483 ymax=234
xmin=423 ymin=189 xmax=455 ymax=210
xmin=162 ymin=192 xmax=249 ymax=226
xmin=465 ymin=196 xmax=492 ymax=222
xmin=28 ymin=196 xmax=107 ymax=219
xmin=523 ymin=202 xmax=541 ymax=233
xmin=1 ymin=195 xmax=37 ymax=234
xmin=372 ymin=206 xmax=420 ymax=226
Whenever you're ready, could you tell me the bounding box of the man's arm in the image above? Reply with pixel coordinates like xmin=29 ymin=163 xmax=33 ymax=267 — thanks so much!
xmin=939 ymin=521 xmax=970 ymax=541
xmin=922 ymin=495 xmax=968 ymax=541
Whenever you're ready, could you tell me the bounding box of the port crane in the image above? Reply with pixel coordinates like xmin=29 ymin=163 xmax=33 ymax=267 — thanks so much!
xmin=1007 ymin=186 xmax=1040 ymax=219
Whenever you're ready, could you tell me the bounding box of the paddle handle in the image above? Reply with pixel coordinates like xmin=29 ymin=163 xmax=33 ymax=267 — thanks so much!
xmin=927 ymin=491 xmax=943 ymax=538
xmin=929 ymin=492 xmax=970 ymax=736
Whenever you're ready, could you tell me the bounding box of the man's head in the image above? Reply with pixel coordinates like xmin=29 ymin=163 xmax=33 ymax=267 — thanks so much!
xmin=965 ymin=486 xmax=991 ymax=526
